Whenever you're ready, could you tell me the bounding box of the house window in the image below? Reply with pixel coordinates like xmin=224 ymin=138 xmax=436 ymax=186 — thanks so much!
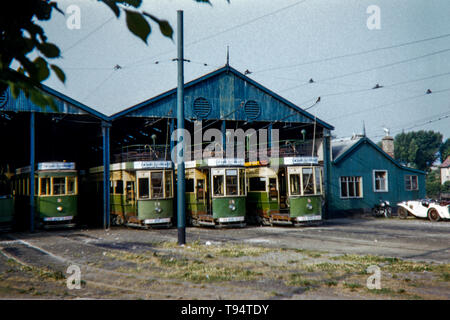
xmin=340 ymin=176 xmax=363 ymax=198
xmin=373 ymin=170 xmax=388 ymax=192
xmin=405 ymin=175 xmax=418 ymax=191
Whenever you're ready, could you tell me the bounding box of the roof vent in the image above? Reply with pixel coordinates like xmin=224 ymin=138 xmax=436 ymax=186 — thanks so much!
xmin=0 ymin=90 xmax=8 ymax=109
xmin=193 ymin=97 xmax=211 ymax=118
xmin=244 ymin=100 xmax=260 ymax=119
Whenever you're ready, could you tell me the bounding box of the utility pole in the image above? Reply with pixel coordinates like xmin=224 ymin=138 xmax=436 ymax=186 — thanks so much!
xmin=176 ymin=10 xmax=186 ymax=245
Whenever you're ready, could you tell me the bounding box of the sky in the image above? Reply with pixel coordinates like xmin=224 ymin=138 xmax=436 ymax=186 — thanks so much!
xmin=33 ymin=0 xmax=450 ymax=142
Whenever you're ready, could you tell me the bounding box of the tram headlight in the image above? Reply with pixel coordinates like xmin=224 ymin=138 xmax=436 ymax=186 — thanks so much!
xmin=229 ymin=199 xmax=236 ymax=211
xmin=57 ymin=206 xmax=63 ymax=212
xmin=306 ymin=204 xmax=313 ymax=210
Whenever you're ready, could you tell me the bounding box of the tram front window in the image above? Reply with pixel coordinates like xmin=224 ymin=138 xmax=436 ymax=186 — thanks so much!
xmin=165 ymin=171 xmax=173 ymax=197
xmin=151 ymin=171 xmax=163 ymax=198
xmin=290 ymin=174 xmax=301 ymax=195
xmin=138 ymin=178 xmax=149 ymax=199
xmin=213 ymin=175 xmax=224 ymax=196
xmin=226 ymin=169 xmax=238 ymax=195
xmin=249 ymin=177 xmax=266 ymax=192
xmin=302 ymin=168 xmax=314 ymax=195
xmin=53 ymin=177 xmax=65 ymax=195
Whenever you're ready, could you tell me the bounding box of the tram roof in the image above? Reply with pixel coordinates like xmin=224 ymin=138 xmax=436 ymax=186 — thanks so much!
xmin=110 ymin=65 xmax=334 ymax=130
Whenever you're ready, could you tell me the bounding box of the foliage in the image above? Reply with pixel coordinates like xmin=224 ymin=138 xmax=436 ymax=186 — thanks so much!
xmin=440 ymin=138 xmax=450 ymax=163
xmin=425 ymin=169 xmax=442 ymax=198
xmin=442 ymin=181 xmax=450 ymax=193
xmin=0 ymin=0 xmax=222 ymax=108
xmin=394 ymin=131 xmax=443 ymax=171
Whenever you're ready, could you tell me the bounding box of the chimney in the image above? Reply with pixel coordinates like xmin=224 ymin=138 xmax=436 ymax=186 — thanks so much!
xmin=381 ymin=135 xmax=395 ymax=158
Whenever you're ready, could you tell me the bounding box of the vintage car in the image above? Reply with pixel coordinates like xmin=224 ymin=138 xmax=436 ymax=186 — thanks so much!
xmin=397 ymin=199 xmax=450 ymax=222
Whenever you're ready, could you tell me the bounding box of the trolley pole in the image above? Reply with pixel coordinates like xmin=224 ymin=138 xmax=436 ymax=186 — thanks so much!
xmin=176 ymin=10 xmax=186 ymax=245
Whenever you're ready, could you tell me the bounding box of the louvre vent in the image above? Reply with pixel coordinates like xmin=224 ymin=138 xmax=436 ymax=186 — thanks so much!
xmin=0 ymin=90 xmax=8 ymax=109
xmin=244 ymin=100 xmax=260 ymax=119
xmin=193 ymin=97 xmax=211 ymax=118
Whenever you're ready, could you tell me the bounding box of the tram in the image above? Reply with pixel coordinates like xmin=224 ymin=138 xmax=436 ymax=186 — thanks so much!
xmin=246 ymin=156 xmax=323 ymax=226
xmin=0 ymin=171 xmax=14 ymax=230
xmin=14 ymin=162 xmax=78 ymax=229
xmin=89 ymin=145 xmax=174 ymax=228
xmin=183 ymin=158 xmax=246 ymax=227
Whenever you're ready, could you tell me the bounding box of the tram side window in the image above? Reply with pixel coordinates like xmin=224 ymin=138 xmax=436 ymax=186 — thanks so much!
xmin=197 ymin=179 xmax=205 ymax=200
xmin=315 ymin=167 xmax=322 ymax=194
xmin=290 ymin=174 xmax=301 ymax=195
xmin=151 ymin=171 xmax=163 ymax=198
xmin=269 ymin=178 xmax=278 ymax=199
xmin=126 ymin=181 xmax=134 ymax=201
xmin=53 ymin=177 xmax=65 ymax=195
xmin=302 ymin=168 xmax=314 ymax=195
xmin=239 ymin=169 xmax=245 ymax=196
xmin=115 ymin=180 xmax=124 ymax=195
xmin=40 ymin=177 xmax=50 ymax=195
xmin=213 ymin=175 xmax=224 ymax=196
xmin=226 ymin=169 xmax=238 ymax=195
xmin=138 ymin=178 xmax=149 ymax=199
xmin=67 ymin=177 xmax=76 ymax=195
xmin=249 ymin=177 xmax=266 ymax=192
xmin=165 ymin=171 xmax=173 ymax=197
xmin=186 ymin=178 xmax=194 ymax=193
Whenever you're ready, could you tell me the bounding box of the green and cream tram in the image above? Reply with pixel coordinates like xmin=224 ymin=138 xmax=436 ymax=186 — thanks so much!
xmin=90 ymin=160 xmax=174 ymax=228
xmin=246 ymin=157 xmax=323 ymax=226
xmin=14 ymin=162 xmax=78 ymax=229
xmin=183 ymin=158 xmax=246 ymax=227
xmin=0 ymin=173 xmax=14 ymax=230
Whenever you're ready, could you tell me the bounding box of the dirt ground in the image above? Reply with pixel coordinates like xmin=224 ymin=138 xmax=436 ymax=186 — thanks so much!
xmin=0 ymin=216 xmax=448 ymax=300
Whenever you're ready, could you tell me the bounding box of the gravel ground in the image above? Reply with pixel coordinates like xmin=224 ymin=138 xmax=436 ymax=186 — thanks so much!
xmin=0 ymin=216 xmax=448 ymax=300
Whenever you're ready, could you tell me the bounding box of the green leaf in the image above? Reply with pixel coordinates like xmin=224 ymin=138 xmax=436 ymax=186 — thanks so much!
xmin=143 ymin=12 xmax=173 ymax=39
xmin=101 ymin=0 xmax=121 ymax=17
xmin=50 ymin=64 xmax=66 ymax=83
xmin=37 ymin=42 xmax=61 ymax=58
xmin=125 ymin=9 xmax=151 ymax=43
xmin=33 ymin=57 xmax=50 ymax=82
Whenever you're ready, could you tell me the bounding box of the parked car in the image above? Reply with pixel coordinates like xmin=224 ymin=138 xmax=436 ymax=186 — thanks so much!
xmin=397 ymin=199 xmax=450 ymax=222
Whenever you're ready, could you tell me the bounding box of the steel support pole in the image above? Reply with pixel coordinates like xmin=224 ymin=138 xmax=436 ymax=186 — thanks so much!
xmin=176 ymin=10 xmax=186 ymax=245
xmin=29 ymin=112 xmax=35 ymax=232
xmin=102 ymin=122 xmax=111 ymax=229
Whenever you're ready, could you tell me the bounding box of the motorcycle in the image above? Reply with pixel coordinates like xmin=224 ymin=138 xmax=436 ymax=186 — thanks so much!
xmin=372 ymin=199 xmax=392 ymax=218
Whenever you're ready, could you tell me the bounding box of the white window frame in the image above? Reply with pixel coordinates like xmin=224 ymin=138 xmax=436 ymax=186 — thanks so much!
xmin=373 ymin=170 xmax=388 ymax=192
xmin=339 ymin=176 xmax=363 ymax=199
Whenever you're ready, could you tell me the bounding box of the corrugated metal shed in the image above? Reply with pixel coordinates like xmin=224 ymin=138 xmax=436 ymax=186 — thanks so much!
xmin=0 ymin=83 xmax=109 ymax=121
xmin=111 ymin=65 xmax=334 ymax=130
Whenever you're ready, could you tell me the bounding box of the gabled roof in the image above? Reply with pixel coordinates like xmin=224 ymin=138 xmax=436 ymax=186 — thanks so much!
xmin=332 ymin=136 xmax=426 ymax=175
xmin=110 ymin=65 xmax=334 ymax=130
xmin=441 ymin=155 xmax=450 ymax=168
xmin=1 ymin=81 xmax=109 ymax=121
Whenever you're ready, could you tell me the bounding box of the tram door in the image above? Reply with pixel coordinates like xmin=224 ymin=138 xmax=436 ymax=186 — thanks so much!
xmin=203 ymin=169 xmax=211 ymax=214
xmin=126 ymin=181 xmax=135 ymax=203
xmin=278 ymin=168 xmax=287 ymax=209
